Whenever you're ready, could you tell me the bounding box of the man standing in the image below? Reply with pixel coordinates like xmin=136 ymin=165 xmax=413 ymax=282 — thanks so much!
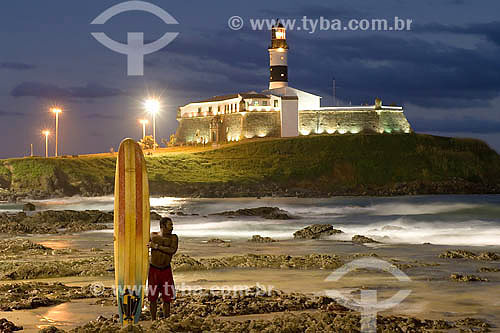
xmin=148 ymin=217 xmax=178 ymax=320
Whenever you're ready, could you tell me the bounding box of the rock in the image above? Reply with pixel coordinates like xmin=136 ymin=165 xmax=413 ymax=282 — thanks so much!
xmin=439 ymin=249 xmax=477 ymax=259
xmin=150 ymin=211 xmax=162 ymax=220
xmin=248 ymin=235 xmax=277 ymax=243
xmin=293 ymin=224 xmax=343 ymax=239
xmin=440 ymin=249 xmax=500 ymax=261
xmin=450 ymin=273 xmax=488 ymax=282
xmin=0 ymin=210 xmax=113 ymax=235
xmin=72 ymin=288 xmax=490 ymax=333
xmin=0 ymin=239 xmax=50 ymax=255
xmin=22 ymin=203 xmax=36 ymax=211
xmin=352 ymin=235 xmax=379 ymax=244
xmin=39 ymin=326 xmax=64 ymax=333
xmin=207 ymin=238 xmax=226 ymax=244
xmin=478 ymin=266 xmax=500 ymax=273
xmin=211 ymin=207 xmax=294 ymax=220
xmin=0 ymin=255 xmax=114 ymax=280
xmin=477 ymin=252 xmax=500 ymax=261
xmin=0 ymin=318 xmax=23 ymax=332
xmin=172 ymin=253 xmax=343 ymax=271
xmin=0 ymin=282 xmax=114 ymax=312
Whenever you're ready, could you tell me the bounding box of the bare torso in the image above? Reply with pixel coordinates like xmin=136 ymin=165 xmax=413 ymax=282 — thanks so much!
xmin=150 ymin=233 xmax=178 ymax=268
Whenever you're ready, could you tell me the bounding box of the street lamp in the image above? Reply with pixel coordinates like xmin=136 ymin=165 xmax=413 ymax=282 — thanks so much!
xmin=42 ymin=130 xmax=50 ymax=158
xmin=144 ymin=98 xmax=160 ymax=150
xmin=51 ymin=107 xmax=62 ymax=157
xmin=139 ymin=119 xmax=148 ymax=139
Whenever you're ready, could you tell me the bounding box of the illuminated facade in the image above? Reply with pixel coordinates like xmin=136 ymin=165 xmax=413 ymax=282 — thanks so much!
xmin=175 ymin=22 xmax=411 ymax=144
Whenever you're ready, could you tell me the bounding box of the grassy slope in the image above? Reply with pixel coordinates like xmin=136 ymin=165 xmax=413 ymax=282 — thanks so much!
xmin=1 ymin=133 xmax=500 ymax=195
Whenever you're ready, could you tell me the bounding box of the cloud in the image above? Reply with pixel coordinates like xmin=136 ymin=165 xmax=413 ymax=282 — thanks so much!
xmin=0 ymin=62 xmax=36 ymax=70
xmin=0 ymin=109 xmax=25 ymax=117
xmin=11 ymin=82 xmax=125 ymax=99
xmin=411 ymin=117 xmax=500 ymax=134
xmin=416 ymin=21 xmax=500 ymax=46
xmin=150 ymin=27 xmax=500 ymax=109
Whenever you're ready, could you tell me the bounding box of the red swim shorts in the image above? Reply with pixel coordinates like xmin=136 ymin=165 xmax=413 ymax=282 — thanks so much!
xmin=147 ymin=265 xmax=176 ymax=303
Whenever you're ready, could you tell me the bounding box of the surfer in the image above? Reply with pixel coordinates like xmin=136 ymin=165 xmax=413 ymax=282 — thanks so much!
xmin=147 ymin=217 xmax=178 ymax=320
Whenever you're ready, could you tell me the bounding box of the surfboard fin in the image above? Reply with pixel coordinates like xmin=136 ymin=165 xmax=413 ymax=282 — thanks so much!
xmin=120 ymin=289 xmax=140 ymax=326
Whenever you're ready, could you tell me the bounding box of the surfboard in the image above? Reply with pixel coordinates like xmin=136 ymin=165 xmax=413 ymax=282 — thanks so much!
xmin=114 ymin=138 xmax=150 ymax=326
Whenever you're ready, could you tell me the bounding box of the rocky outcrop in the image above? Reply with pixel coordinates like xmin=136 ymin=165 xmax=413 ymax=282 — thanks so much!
xmin=478 ymin=266 xmax=500 ymax=273
xmin=0 ymin=239 xmax=50 ymax=255
xmin=68 ymin=289 xmax=490 ymax=333
xmin=450 ymin=273 xmax=488 ymax=282
xmin=293 ymin=224 xmax=343 ymax=239
xmin=248 ymin=235 xmax=277 ymax=243
xmin=0 ymin=255 xmax=114 ymax=280
xmin=172 ymin=253 xmax=343 ymax=271
xmin=211 ymin=207 xmax=293 ymax=220
xmin=207 ymin=238 xmax=226 ymax=243
xmin=352 ymin=235 xmax=379 ymax=244
xmin=22 ymin=202 xmax=35 ymax=211
xmin=0 ymin=210 xmax=112 ymax=234
xmin=439 ymin=250 xmax=500 ymax=261
xmin=0 ymin=318 xmax=22 ymax=332
xmin=150 ymin=211 xmax=162 ymax=220
xmin=0 ymin=282 xmax=112 ymax=311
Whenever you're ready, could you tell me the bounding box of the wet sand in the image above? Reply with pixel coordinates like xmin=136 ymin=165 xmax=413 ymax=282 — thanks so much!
xmin=1 ymin=231 xmax=499 ymax=331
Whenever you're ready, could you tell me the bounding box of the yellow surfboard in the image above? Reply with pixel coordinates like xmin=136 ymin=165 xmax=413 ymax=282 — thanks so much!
xmin=114 ymin=138 xmax=150 ymax=325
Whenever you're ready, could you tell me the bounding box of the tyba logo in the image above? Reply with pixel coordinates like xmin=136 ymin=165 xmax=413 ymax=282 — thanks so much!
xmin=91 ymin=1 xmax=179 ymax=76
xmin=324 ymin=257 xmax=412 ymax=333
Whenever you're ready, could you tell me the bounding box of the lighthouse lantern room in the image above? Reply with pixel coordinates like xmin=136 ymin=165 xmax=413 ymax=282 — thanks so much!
xmin=269 ymin=21 xmax=289 ymax=89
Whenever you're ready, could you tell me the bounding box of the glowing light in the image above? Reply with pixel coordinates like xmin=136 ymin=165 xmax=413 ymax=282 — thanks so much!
xmin=42 ymin=130 xmax=50 ymax=158
xmin=300 ymin=129 xmax=311 ymax=136
xmin=50 ymin=107 xmax=62 ymax=157
xmin=139 ymin=119 xmax=148 ymax=139
xmin=338 ymin=129 xmax=347 ymax=134
xmin=350 ymin=128 xmax=360 ymax=134
xmin=275 ymin=30 xmax=286 ymax=39
xmin=144 ymin=98 xmax=160 ymax=114
xmin=277 ymin=47 xmax=285 ymax=52
xmin=144 ymin=98 xmax=161 ymax=150
xmin=326 ymin=129 xmax=335 ymax=134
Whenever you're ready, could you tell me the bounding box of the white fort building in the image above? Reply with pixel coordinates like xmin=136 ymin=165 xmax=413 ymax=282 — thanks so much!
xmin=175 ymin=22 xmax=411 ymax=144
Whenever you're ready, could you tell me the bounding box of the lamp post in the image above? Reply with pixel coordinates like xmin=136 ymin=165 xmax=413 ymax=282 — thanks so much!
xmin=42 ymin=130 xmax=50 ymax=158
xmin=51 ymin=107 xmax=62 ymax=157
xmin=139 ymin=119 xmax=148 ymax=139
xmin=144 ymin=99 xmax=160 ymax=151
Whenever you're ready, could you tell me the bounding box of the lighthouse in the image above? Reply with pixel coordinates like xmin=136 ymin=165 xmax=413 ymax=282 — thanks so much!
xmin=268 ymin=21 xmax=288 ymax=89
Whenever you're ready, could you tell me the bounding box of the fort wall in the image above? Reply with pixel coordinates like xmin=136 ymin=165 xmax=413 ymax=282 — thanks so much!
xmin=176 ymin=109 xmax=411 ymax=144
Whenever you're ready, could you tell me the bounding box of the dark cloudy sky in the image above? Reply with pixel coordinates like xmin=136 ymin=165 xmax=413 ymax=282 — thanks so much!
xmin=1 ymin=0 xmax=500 ymax=158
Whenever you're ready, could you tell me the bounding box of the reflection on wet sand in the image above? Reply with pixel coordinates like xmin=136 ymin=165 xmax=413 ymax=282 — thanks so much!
xmin=0 ymin=300 xmax=115 ymax=333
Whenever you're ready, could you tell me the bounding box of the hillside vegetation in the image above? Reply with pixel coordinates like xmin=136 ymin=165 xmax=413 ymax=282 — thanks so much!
xmin=1 ymin=134 xmax=499 ymax=200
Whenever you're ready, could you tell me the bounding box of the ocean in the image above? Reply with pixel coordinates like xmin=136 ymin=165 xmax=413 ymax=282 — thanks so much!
xmin=1 ymin=195 xmax=499 ymax=246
